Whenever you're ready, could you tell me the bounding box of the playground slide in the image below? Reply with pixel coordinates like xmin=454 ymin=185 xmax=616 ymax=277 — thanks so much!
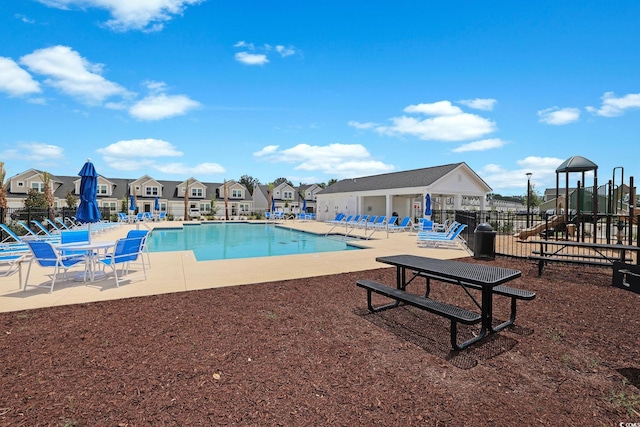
xmin=516 ymin=215 xmax=564 ymax=240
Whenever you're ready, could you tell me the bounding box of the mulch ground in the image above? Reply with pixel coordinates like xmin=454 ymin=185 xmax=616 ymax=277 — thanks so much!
xmin=1 ymin=256 xmax=639 ymax=426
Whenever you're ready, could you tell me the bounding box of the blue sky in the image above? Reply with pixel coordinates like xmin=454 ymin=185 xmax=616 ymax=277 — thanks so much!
xmin=1 ymin=1 xmax=639 ymax=196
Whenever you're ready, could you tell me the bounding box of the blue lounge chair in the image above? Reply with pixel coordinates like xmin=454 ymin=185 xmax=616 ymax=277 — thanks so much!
xmin=31 ymin=220 xmax=60 ymax=237
xmin=417 ymin=223 xmax=467 ymax=248
xmin=326 ymin=213 xmax=345 ymax=224
xmin=0 ymin=252 xmax=26 ymax=288
xmin=23 ymin=240 xmax=86 ymax=293
xmin=98 ymin=236 xmax=147 ymax=287
xmin=388 ymin=217 xmax=412 ymax=232
xmin=54 ymin=217 xmax=72 ymax=230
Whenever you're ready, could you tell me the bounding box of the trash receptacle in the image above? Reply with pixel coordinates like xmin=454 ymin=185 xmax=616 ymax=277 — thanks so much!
xmin=473 ymin=223 xmax=496 ymax=260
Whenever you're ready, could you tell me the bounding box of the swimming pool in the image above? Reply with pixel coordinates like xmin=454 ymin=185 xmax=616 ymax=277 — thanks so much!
xmin=146 ymin=223 xmax=361 ymax=261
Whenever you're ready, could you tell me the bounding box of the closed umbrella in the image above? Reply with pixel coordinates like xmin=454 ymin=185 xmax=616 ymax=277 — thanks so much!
xmin=302 ymin=198 xmax=307 ymax=213
xmin=271 ymin=197 xmax=276 ymax=213
xmin=129 ymin=194 xmax=136 ymax=212
xmin=75 ymin=159 xmax=101 ymax=242
xmin=424 ymin=194 xmax=432 ymax=218
xmin=154 ymin=196 xmax=160 ymax=212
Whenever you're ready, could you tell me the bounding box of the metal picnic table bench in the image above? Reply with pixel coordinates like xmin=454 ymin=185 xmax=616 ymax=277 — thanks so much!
xmin=521 ymin=239 xmax=640 ymax=276
xmin=357 ymin=255 xmax=535 ymax=350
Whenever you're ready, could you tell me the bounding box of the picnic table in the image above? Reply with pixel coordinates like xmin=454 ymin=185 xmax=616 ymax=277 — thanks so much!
xmin=357 ymin=255 xmax=534 ymax=350
xmin=521 ymin=239 xmax=640 ymax=276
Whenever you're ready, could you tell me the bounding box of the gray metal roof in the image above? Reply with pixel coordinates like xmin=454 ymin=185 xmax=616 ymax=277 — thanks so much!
xmin=556 ymin=156 xmax=598 ymax=173
xmin=318 ymin=162 xmax=466 ymax=194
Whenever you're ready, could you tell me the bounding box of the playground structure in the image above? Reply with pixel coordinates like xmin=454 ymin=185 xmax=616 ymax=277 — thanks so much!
xmin=517 ymin=156 xmax=637 ymax=245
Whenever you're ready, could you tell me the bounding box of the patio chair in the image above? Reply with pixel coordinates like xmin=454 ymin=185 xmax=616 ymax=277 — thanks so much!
xmin=126 ymin=229 xmax=150 ymax=267
xmin=44 ymin=218 xmax=65 ymax=232
xmin=388 ymin=217 xmax=412 ymax=232
xmin=0 ymin=252 xmax=26 ymax=287
xmin=417 ymin=223 xmax=468 ymax=248
xmin=31 ymin=220 xmax=60 ymax=237
xmin=23 ymin=240 xmax=86 ymax=293
xmin=54 ymin=217 xmax=72 ymax=230
xmin=97 ymin=236 xmax=147 ymax=287
xmin=377 ymin=216 xmax=398 ymax=230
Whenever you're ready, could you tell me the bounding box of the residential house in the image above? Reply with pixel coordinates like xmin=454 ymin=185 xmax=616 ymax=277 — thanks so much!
xmin=314 ymin=162 xmax=491 ymax=222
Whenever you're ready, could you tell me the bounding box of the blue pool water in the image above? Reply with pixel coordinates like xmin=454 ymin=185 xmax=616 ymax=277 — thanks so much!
xmin=146 ymin=223 xmax=361 ymax=261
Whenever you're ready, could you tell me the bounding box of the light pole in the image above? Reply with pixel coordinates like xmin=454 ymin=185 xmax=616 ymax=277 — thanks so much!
xmin=526 ymin=172 xmax=532 ymax=228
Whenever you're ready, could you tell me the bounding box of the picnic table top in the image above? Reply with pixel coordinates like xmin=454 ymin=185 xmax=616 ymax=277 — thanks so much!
xmin=375 ymin=254 xmax=521 ymax=287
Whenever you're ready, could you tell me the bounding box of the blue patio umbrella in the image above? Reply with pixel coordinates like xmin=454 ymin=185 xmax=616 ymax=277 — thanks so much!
xmin=75 ymin=159 xmax=101 ymax=242
xmin=129 ymin=194 xmax=136 ymax=212
xmin=302 ymin=198 xmax=307 ymax=213
xmin=424 ymin=193 xmax=432 ymax=217
xmin=154 ymin=196 xmax=160 ymax=212
xmin=271 ymin=197 xmax=276 ymax=212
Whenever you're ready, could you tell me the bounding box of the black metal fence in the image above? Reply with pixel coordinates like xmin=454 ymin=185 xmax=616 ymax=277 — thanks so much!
xmin=427 ymin=209 xmax=639 ymax=259
xmin=0 ymin=206 xmax=114 ymax=239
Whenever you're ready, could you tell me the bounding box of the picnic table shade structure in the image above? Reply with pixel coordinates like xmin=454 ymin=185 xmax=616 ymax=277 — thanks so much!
xmin=75 ymin=159 xmax=101 ymax=242
xmin=425 ymin=194 xmax=432 ymax=217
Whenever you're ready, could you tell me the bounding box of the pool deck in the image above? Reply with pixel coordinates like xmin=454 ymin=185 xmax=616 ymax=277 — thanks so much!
xmin=0 ymin=220 xmax=471 ymax=313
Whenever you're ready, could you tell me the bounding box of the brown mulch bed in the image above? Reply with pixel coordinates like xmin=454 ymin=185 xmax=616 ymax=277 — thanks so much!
xmin=1 ymin=257 xmax=639 ymax=426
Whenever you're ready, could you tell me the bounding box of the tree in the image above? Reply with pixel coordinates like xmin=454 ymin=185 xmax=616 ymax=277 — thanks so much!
xmin=223 ymin=179 xmax=229 ymax=220
xmin=273 ymin=177 xmax=292 ymax=187
xmin=239 ymin=175 xmax=260 ymax=195
xmin=42 ymin=172 xmax=54 ymax=219
xmin=65 ymin=191 xmax=78 ymax=209
xmin=0 ymin=162 xmax=8 ymax=222
xmin=184 ymin=179 xmax=191 ymax=221
xmin=327 ymin=178 xmax=338 ymax=187
xmin=524 ymin=183 xmax=543 ymax=208
xmin=24 ymin=189 xmax=49 ymax=210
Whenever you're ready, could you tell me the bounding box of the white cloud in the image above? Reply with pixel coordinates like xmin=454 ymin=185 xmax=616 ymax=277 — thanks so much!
xmin=275 ymin=45 xmax=296 ymax=57
xmin=253 ymin=145 xmax=279 ymax=157
xmin=36 ymin=0 xmax=204 ymax=32
xmin=586 ymin=92 xmax=640 ymax=117
xmin=129 ymin=93 xmax=200 ymax=120
xmin=234 ymin=52 xmax=269 ymax=66
xmin=538 ymin=107 xmax=580 ymax=125
xmin=458 ymin=98 xmax=497 ymax=111
xmin=347 ymin=120 xmax=378 ymax=130
xmin=404 ymin=101 xmax=462 ymax=116
xmin=97 ymin=138 xmax=224 ymax=176
xmin=97 ymin=138 xmax=183 ymax=158
xmin=255 ymin=143 xmax=394 ymax=178
xmin=0 ymin=57 xmax=41 ymax=97
xmin=481 ymin=156 xmax=564 ymax=192
xmin=0 ymin=142 xmax=64 ymax=163
xmin=452 ymin=138 xmax=507 ymax=152
xmin=14 ymin=14 xmax=35 ymax=24
xmin=20 ymin=45 xmax=128 ymax=105
xmin=371 ymin=100 xmax=496 ymax=142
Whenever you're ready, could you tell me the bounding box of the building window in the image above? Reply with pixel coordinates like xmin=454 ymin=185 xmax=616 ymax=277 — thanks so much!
xmin=17 ymin=181 xmax=24 ymax=187
xmin=240 ymin=203 xmax=249 ymax=212
xmin=97 ymin=184 xmax=108 ymax=195
xmin=31 ymin=182 xmax=45 ymax=192
xmin=103 ymin=202 xmax=117 ymax=209
xmin=199 ymin=203 xmax=208 ymax=212
xmin=283 ymin=191 xmax=293 ymax=199
xmin=145 ymin=186 xmax=159 ymax=196
xmin=191 ymin=188 xmax=203 ymax=197
xmin=231 ymin=189 xmax=242 ymax=198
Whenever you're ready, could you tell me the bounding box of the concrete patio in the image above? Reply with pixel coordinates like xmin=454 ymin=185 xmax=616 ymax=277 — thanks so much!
xmin=0 ymin=220 xmax=470 ymax=313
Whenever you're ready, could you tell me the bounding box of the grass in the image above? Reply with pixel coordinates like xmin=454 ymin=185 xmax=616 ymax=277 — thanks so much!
xmin=609 ymin=380 xmax=640 ymax=416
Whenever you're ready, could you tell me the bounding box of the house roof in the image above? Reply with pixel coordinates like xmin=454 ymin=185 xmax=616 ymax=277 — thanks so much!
xmin=318 ymin=162 xmax=476 ymax=194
